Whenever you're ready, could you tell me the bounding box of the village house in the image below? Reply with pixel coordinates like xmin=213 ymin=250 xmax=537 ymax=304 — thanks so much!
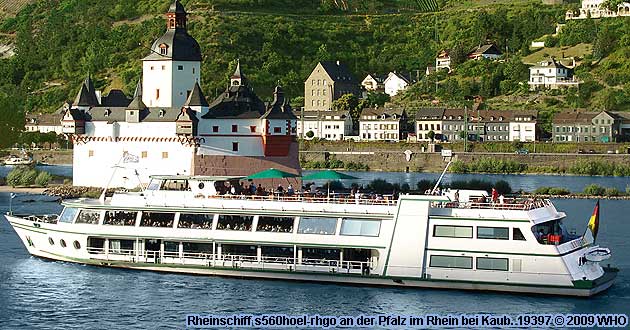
xmin=440 ymin=109 xmax=526 ymax=142
xmin=294 ymin=110 xmax=353 ymax=141
xmin=552 ymin=111 xmax=622 ymax=143
xmin=509 ymin=110 xmax=538 ymax=142
xmin=415 ymin=108 xmax=445 ymax=142
xmin=361 ymin=73 xmax=386 ymax=92
xmin=528 ymin=57 xmax=581 ymax=90
xmin=435 ymin=50 xmax=451 ymax=72
xmin=383 ymin=71 xmax=416 ymax=97
xmin=304 ymin=61 xmax=359 ymax=112
xmin=25 ymin=107 xmax=67 ymax=135
xmin=468 ymin=44 xmax=503 ymax=60
xmin=359 ymin=106 xmax=408 ymax=141
xmin=566 ymin=0 xmax=630 ymax=19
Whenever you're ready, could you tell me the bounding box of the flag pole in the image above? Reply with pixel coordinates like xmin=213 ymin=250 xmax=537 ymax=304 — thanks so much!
xmin=9 ymin=193 xmax=14 ymax=215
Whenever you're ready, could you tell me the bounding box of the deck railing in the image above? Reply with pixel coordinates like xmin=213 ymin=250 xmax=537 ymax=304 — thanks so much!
xmin=85 ymin=248 xmax=372 ymax=274
xmin=432 ymin=198 xmax=551 ymax=211
xmin=199 ymin=193 xmax=398 ymax=206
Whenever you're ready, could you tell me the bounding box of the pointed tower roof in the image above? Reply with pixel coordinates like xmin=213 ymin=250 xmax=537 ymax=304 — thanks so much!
xmin=168 ymin=0 xmax=187 ymax=14
xmin=184 ymin=82 xmax=209 ymax=107
xmin=230 ymin=59 xmax=248 ymax=86
xmin=262 ymin=85 xmax=297 ymax=120
xmin=73 ymin=79 xmax=99 ymax=107
xmin=232 ymin=60 xmax=244 ymax=79
xmin=126 ymin=81 xmax=147 ymax=110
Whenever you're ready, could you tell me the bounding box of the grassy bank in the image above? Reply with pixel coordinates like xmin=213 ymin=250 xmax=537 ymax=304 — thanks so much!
xmin=449 ymin=158 xmax=630 ymax=176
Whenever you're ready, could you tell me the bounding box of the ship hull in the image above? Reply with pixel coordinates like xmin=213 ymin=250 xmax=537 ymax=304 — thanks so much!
xmin=6 ymin=215 xmax=616 ymax=298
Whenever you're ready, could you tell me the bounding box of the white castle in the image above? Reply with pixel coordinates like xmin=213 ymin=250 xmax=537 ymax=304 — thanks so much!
xmin=566 ymin=0 xmax=630 ymax=19
xmin=62 ymin=1 xmax=299 ymax=188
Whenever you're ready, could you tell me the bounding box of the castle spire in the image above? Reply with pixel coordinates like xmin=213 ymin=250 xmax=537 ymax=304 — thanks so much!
xmin=230 ymin=59 xmax=246 ymax=86
xmin=166 ymin=0 xmax=187 ymax=30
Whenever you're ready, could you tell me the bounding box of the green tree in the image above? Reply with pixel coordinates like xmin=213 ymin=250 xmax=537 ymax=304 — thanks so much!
xmin=427 ymin=130 xmax=435 ymax=141
xmin=333 ymin=93 xmax=360 ymax=119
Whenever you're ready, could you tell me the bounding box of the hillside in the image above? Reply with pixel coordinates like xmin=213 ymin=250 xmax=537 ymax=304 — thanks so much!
xmin=0 ymin=0 xmax=629 ymax=146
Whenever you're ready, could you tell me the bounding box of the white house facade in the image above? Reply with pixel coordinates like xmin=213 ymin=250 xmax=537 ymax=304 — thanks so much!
xmin=384 ymin=72 xmax=413 ymax=97
xmin=359 ymin=107 xmax=407 ymax=141
xmin=509 ymin=111 xmax=538 ymax=142
xmin=529 ymin=58 xmax=581 ymax=90
xmin=435 ymin=51 xmax=451 ymax=71
xmin=295 ymin=110 xmax=352 ymax=141
xmin=566 ymin=0 xmax=630 ymax=19
xmin=415 ymin=108 xmax=445 ymax=142
xmin=361 ymin=74 xmax=385 ymax=92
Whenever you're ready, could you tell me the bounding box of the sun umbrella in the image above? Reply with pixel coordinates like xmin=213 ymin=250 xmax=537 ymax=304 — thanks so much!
xmin=245 ymin=168 xmax=299 ymax=180
xmin=302 ymin=170 xmax=359 ymax=199
xmin=301 ymin=169 xmax=359 ymax=181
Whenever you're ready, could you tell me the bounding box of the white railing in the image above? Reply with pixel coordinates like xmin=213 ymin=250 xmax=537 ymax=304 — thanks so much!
xmin=85 ymin=248 xmax=373 ymax=274
xmin=201 ymin=194 xmax=398 ymax=206
xmin=433 ymin=198 xmax=551 ymax=211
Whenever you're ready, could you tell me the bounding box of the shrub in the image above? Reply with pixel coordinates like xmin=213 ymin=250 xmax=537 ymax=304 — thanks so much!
xmin=19 ymin=169 xmax=38 ymax=186
xmin=534 ymin=187 xmax=550 ymax=195
xmin=547 ymin=187 xmax=571 ymax=195
xmin=604 ymin=187 xmax=621 ymax=197
xmin=323 ymin=180 xmax=344 ymax=191
xmin=417 ymin=179 xmax=436 ymax=192
xmin=344 ymin=161 xmax=369 ymax=171
xmin=583 ymin=184 xmax=606 ymax=196
xmin=494 ymin=180 xmax=512 ymax=195
xmin=367 ymin=179 xmax=395 ymax=194
xmin=0 ymin=176 xmax=5 ymax=186
xmin=401 ymin=183 xmax=410 ymax=193
xmin=6 ymin=167 xmax=27 ymax=187
xmin=35 ymin=171 xmax=52 ymax=187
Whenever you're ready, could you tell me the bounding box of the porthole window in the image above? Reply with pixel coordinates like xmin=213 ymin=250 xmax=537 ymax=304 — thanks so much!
xmin=60 ymin=239 xmax=67 ymax=248
xmin=198 ymin=182 xmax=205 ymax=189
xmin=73 ymin=240 xmax=81 ymax=249
xmin=49 ymin=237 xmax=55 ymax=245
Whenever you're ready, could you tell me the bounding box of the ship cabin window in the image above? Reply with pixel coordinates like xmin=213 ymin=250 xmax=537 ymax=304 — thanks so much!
xmin=75 ymin=209 xmax=101 ymax=225
xmin=147 ymin=179 xmax=162 ymax=191
xmin=59 ymin=207 xmax=79 ymax=223
xmin=87 ymin=237 xmax=105 ymax=254
xmin=340 ymin=219 xmax=381 ymax=237
xmin=104 ymin=210 xmax=137 ymax=226
xmin=160 ymin=179 xmax=190 ymax=191
xmin=513 ymin=228 xmax=526 ymax=241
xmin=477 ymin=257 xmax=509 ymax=271
xmin=297 ymin=217 xmax=337 ymax=235
xmin=183 ymin=242 xmax=213 ymax=255
xmin=109 ymin=239 xmax=135 ymax=253
xmin=222 ymin=244 xmax=257 ymax=257
xmin=342 ymin=248 xmax=373 ymax=270
xmin=302 ymin=248 xmax=340 ymax=265
xmin=140 ymin=212 xmax=175 ymax=228
xmin=261 ymin=246 xmax=294 ymax=259
xmin=178 ymin=213 xmax=214 ymax=229
xmin=477 ymin=227 xmax=509 ymax=240
xmin=216 ymin=215 xmax=253 ymax=231
xmin=531 ymin=219 xmax=576 ymax=245
xmin=257 ymin=216 xmax=294 ymax=233
xmin=164 ymin=241 xmax=179 ymax=254
xmin=433 ymin=225 xmax=473 ymax=238
xmin=429 ymin=255 xmax=473 ymax=269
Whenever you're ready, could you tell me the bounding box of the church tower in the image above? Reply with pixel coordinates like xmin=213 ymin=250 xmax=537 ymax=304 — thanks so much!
xmin=142 ymin=0 xmax=202 ymax=109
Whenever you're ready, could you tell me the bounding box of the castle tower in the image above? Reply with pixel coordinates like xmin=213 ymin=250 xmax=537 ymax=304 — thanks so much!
xmin=142 ymin=0 xmax=202 ymax=108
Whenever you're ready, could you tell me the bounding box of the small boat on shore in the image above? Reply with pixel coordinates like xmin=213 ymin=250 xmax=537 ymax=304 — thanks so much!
xmin=3 ymin=174 xmax=617 ymax=297
xmin=3 ymin=155 xmax=34 ymax=166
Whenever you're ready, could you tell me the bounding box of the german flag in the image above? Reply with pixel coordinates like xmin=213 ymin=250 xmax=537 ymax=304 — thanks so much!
xmin=587 ymin=200 xmax=600 ymax=241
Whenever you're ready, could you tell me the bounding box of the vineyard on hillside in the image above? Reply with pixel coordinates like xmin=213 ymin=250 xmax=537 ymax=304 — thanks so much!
xmin=0 ymin=0 xmax=33 ymax=17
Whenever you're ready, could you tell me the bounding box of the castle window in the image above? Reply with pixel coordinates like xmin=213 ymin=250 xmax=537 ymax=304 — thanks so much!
xmin=159 ymin=44 xmax=168 ymax=56
xmin=159 ymin=109 xmax=166 ymax=118
xmin=156 ymin=89 xmax=160 ymax=99
xmin=250 ymin=126 xmax=256 ymax=133
xmin=161 ymin=65 xmax=165 ymax=70
xmin=178 ymin=65 xmax=183 ymax=71
xmin=232 ymin=142 xmax=239 ymax=152
xmin=232 ymin=125 xmax=238 ymax=133
xmin=141 ymin=151 xmax=147 ymax=158
xmin=193 ymin=68 xmax=195 ymax=74
xmin=274 ymin=127 xmax=282 ymax=133
xmin=104 ymin=109 xmax=111 ymax=117
xmin=162 ymin=152 xmax=169 ymax=159
xmin=151 ymin=66 xmax=154 ymax=70
xmin=88 ymin=150 xmax=94 ymax=157
xmin=213 ymin=126 xmax=219 ymax=133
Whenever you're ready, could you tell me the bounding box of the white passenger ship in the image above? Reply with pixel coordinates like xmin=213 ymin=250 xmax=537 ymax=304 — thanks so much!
xmin=5 ymin=175 xmax=617 ymax=296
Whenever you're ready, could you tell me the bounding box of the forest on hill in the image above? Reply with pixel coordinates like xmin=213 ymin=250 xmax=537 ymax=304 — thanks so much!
xmin=0 ymin=0 xmax=629 ymax=146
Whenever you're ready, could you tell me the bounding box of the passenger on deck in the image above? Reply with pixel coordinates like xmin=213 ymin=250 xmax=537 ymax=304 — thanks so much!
xmin=276 ymin=184 xmax=284 ymax=194
xmin=499 ymin=194 xmax=505 ymax=205
xmin=491 ymin=188 xmax=499 ymax=203
xmin=454 ymin=190 xmax=460 ymax=203
xmin=287 ymin=184 xmax=294 ymax=196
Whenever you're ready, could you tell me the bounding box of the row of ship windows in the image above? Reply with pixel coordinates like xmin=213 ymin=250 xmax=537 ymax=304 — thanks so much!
xmin=24 ymin=235 xmax=81 ymax=250
xmin=433 ymin=225 xmax=526 ymax=241
xmin=430 ymin=255 xmax=508 ymax=271
xmin=60 ymin=208 xmax=382 ymax=237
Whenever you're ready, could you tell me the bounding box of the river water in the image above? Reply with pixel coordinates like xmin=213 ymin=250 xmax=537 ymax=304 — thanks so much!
xmin=0 ymin=167 xmax=629 ymax=328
